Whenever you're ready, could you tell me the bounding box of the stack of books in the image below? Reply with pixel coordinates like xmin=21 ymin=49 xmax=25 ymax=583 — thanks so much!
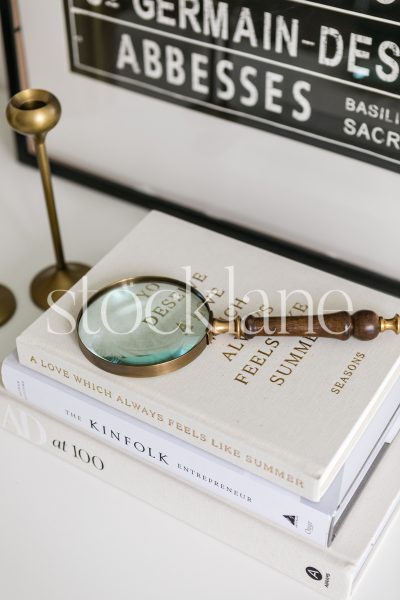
xmin=2 ymin=211 xmax=400 ymax=599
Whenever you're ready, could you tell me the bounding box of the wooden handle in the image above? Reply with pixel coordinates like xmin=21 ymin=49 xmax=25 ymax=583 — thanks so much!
xmin=244 ymin=310 xmax=384 ymax=341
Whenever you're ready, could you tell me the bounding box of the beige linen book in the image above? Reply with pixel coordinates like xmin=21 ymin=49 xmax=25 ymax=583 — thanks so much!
xmin=16 ymin=211 xmax=400 ymax=501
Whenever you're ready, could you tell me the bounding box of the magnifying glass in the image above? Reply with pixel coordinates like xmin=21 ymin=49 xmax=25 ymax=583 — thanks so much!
xmin=77 ymin=276 xmax=400 ymax=377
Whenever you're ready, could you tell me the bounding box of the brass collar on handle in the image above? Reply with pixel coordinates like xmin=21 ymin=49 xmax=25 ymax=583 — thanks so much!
xmin=380 ymin=314 xmax=400 ymax=334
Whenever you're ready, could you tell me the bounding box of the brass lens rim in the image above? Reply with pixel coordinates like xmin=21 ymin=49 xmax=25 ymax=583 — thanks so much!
xmin=76 ymin=275 xmax=213 ymax=377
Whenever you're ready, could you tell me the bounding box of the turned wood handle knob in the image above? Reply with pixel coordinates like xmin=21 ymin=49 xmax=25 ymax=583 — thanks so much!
xmin=243 ymin=311 xmax=397 ymax=341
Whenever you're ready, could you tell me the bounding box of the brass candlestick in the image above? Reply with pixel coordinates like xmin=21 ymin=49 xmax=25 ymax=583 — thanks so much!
xmin=6 ymin=89 xmax=90 ymax=310
xmin=0 ymin=284 xmax=16 ymax=326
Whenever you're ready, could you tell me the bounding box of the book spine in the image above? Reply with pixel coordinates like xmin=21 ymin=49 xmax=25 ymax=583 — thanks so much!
xmin=0 ymin=392 xmax=353 ymax=600
xmin=3 ymin=355 xmax=331 ymax=545
xmin=16 ymin=338 xmax=317 ymax=499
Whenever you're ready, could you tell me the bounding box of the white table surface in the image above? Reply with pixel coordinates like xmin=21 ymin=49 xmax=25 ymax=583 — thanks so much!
xmin=0 ymin=90 xmax=399 ymax=600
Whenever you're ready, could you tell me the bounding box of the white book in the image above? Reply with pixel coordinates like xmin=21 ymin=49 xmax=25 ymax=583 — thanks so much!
xmin=16 ymin=211 xmax=400 ymax=501
xmin=2 ymin=390 xmax=400 ymax=600
xmin=3 ymin=350 xmax=400 ymax=547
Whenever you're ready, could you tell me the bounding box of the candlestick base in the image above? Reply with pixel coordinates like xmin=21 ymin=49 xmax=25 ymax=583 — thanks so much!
xmin=0 ymin=285 xmax=16 ymax=326
xmin=31 ymin=262 xmax=90 ymax=310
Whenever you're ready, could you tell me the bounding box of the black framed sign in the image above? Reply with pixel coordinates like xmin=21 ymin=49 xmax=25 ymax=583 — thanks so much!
xmin=65 ymin=0 xmax=400 ymax=170
xmin=1 ymin=0 xmax=399 ymax=293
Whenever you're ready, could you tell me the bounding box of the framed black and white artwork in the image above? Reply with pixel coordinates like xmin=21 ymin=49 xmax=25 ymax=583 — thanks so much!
xmin=1 ymin=0 xmax=399 ymax=289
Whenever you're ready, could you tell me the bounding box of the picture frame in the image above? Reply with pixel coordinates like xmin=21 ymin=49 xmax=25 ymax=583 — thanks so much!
xmin=1 ymin=0 xmax=399 ymax=295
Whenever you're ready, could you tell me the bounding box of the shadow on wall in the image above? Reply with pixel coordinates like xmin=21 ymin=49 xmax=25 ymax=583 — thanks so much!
xmin=0 ymin=27 xmax=6 ymax=89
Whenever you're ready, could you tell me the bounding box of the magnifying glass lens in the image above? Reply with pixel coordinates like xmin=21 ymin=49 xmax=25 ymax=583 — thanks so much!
xmin=78 ymin=279 xmax=210 ymax=368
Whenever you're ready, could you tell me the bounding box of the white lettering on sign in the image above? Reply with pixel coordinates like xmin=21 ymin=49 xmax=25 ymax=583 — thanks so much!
xmin=69 ymin=0 xmax=400 ymax=169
